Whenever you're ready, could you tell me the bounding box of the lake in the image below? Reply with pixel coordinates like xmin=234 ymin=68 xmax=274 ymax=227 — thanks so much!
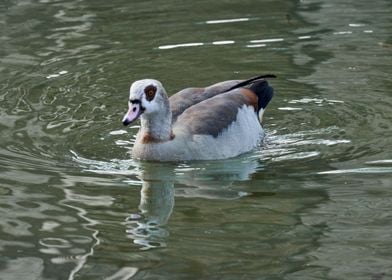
xmin=0 ymin=0 xmax=391 ymax=279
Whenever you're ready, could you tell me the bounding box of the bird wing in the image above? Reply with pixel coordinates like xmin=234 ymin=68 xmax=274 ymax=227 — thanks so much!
xmin=169 ymin=75 xmax=275 ymax=123
xmin=169 ymin=80 xmax=242 ymax=123
xmin=174 ymin=88 xmax=258 ymax=138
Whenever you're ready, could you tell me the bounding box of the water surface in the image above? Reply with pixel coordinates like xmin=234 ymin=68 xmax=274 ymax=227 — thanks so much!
xmin=1 ymin=0 xmax=392 ymax=279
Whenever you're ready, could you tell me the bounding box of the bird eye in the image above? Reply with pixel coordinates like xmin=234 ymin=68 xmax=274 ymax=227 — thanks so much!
xmin=144 ymin=85 xmax=157 ymax=101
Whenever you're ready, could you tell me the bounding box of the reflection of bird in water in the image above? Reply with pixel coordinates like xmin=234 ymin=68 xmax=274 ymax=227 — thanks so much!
xmin=124 ymin=156 xmax=264 ymax=250
xmin=71 ymin=143 xmax=267 ymax=250
xmin=124 ymin=164 xmax=175 ymax=250
xmin=175 ymin=156 xmax=261 ymax=199
xmin=139 ymin=180 xmax=174 ymax=226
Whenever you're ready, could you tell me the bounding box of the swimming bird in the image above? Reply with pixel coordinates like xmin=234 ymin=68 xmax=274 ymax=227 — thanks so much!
xmin=122 ymin=75 xmax=275 ymax=161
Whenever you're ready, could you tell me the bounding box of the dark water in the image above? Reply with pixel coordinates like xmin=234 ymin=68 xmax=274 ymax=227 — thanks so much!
xmin=1 ymin=0 xmax=392 ymax=279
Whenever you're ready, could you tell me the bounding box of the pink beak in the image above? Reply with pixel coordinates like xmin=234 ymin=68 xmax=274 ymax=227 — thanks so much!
xmin=122 ymin=103 xmax=143 ymax=126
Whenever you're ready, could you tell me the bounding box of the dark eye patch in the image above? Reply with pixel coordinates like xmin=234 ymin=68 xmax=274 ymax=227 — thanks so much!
xmin=144 ymin=85 xmax=157 ymax=101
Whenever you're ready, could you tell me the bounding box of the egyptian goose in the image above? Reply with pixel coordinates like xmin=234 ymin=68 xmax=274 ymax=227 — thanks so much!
xmin=122 ymin=75 xmax=275 ymax=161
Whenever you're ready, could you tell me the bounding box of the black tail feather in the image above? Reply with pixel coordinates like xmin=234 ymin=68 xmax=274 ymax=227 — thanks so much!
xmin=224 ymin=74 xmax=275 ymax=111
xmin=224 ymin=74 xmax=276 ymax=93
xmin=249 ymin=80 xmax=274 ymax=109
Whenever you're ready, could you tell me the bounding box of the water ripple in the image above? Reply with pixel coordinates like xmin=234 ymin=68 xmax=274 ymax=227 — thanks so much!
xmin=262 ymin=126 xmax=351 ymax=163
xmin=157 ymin=21 xmax=376 ymax=51
xmin=205 ymin=18 xmax=251 ymax=24
xmin=105 ymin=267 xmax=139 ymax=280
xmin=319 ymin=159 xmax=392 ymax=175
xmin=318 ymin=167 xmax=392 ymax=175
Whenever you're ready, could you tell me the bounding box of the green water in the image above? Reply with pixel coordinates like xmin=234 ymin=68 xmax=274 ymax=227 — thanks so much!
xmin=1 ymin=0 xmax=391 ymax=279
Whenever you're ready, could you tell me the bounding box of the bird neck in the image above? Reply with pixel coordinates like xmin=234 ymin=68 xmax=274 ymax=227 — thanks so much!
xmin=140 ymin=109 xmax=174 ymax=143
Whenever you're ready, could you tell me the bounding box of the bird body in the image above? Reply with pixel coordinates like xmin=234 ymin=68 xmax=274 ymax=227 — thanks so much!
xmin=123 ymin=75 xmax=275 ymax=161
